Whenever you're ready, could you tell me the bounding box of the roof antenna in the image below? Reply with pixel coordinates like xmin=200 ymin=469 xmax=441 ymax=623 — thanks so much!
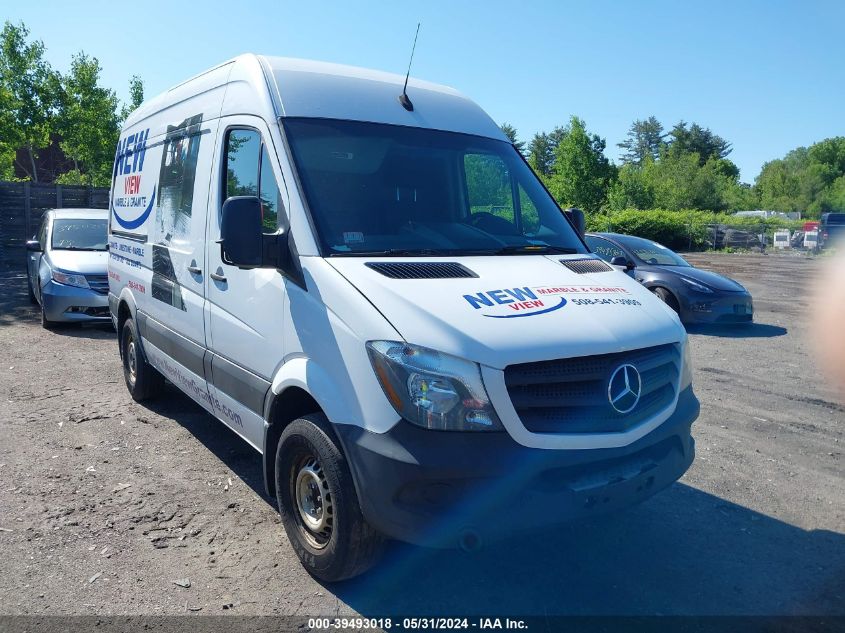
xmin=398 ymin=23 xmax=420 ymax=112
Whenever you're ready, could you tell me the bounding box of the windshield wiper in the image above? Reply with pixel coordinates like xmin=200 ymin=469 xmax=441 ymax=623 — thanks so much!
xmin=329 ymin=245 xmax=581 ymax=257
xmin=330 ymin=248 xmax=459 ymax=257
xmin=487 ymin=244 xmax=579 ymax=255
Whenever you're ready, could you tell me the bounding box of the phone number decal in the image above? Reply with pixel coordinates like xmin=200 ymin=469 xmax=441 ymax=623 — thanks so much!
xmin=571 ymin=297 xmax=642 ymax=306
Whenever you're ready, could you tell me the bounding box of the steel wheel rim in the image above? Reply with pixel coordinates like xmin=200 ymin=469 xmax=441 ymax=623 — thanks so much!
xmin=292 ymin=455 xmax=333 ymax=549
xmin=126 ymin=336 xmax=137 ymax=383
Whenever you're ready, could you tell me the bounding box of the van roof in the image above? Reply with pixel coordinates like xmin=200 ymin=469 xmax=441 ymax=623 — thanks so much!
xmin=263 ymin=56 xmax=507 ymax=140
xmin=125 ymin=54 xmax=508 ymax=142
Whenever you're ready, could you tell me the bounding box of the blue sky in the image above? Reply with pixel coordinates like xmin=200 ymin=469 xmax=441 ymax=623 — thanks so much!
xmin=7 ymin=0 xmax=844 ymax=182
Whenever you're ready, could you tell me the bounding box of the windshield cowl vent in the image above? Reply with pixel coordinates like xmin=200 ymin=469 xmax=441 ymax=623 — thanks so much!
xmin=559 ymin=257 xmax=613 ymax=274
xmin=365 ymin=262 xmax=478 ymax=279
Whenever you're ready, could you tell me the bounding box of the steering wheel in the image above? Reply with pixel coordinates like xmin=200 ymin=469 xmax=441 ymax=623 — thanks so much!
xmin=468 ymin=212 xmax=521 ymax=236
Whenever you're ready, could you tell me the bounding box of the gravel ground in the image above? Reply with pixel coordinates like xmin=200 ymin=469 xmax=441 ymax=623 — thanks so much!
xmin=0 ymin=253 xmax=842 ymax=617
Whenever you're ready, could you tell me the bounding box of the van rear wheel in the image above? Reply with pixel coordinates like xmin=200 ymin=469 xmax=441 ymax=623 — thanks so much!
xmin=120 ymin=317 xmax=164 ymax=402
xmin=276 ymin=415 xmax=384 ymax=581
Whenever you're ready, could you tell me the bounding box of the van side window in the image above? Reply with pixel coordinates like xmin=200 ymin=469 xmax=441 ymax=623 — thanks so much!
xmin=223 ymin=129 xmax=283 ymax=233
xmin=155 ymin=114 xmax=204 ymax=244
xmin=259 ymin=146 xmax=282 ymax=232
xmin=225 ymin=129 xmax=260 ymax=198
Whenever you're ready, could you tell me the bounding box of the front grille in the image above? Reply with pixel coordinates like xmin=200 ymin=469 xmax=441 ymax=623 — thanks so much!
xmin=85 ymin=274 xmax=109 ymax=294
xmin=504 ymin=344 xmax=680 ymax=434
xmin=365 ymin=262 xmax=478 ymax=279
xmin=559 ymin=257 xmax=613 ymax=274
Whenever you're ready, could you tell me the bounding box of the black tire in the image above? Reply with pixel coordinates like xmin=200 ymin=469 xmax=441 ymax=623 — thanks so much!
xmin=27 ymin=277 xmax=37 ymax=304
xmin=40 ymin=300 xmax=57 ymax=330
xmin=120 ymin=317 xmax=164 ymax=402
xmin=275 ymin=414 xmax=384 ymax=582
xmin=651 ymin=286 xmax=680 ymax=314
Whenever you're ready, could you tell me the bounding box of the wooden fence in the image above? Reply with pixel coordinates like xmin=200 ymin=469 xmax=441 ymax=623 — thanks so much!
xmin=0 ymin=181 xmax=109 ymax=271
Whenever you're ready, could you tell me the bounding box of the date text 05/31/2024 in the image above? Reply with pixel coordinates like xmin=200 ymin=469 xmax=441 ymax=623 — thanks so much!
xmin=307 ymin=617 xmax=529 ymax=630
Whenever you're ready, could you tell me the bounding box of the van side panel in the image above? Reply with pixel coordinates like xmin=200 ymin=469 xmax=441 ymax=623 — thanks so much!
xmin=274 ymin=257 xmax=403 ymax=434
xmin=109 ymin=85 xmax=226 ymax=421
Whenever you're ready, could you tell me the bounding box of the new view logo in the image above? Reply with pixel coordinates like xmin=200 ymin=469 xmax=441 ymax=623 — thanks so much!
xmin=463 ymin=287 xmax=567 ymax=318
xmin=114 ymin=128 xmax=149 ymax=177
xmin=111 ymin=128 xmax=154 ymax=230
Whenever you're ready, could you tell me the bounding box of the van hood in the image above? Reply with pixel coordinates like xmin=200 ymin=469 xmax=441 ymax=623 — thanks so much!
xmin=665 ymin=266 xmax=746 ymax=292
xmin=48 ymin=249 xmax=108 ymax=275
xmin=327 ymin=256 xmax=686 ymax=369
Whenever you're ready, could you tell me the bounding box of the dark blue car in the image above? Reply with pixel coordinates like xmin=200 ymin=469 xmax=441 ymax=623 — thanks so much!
xmin=586 ymin=232 xmax=753 ymax=325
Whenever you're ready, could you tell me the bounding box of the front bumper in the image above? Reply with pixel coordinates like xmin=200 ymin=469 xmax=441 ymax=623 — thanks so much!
xmin=681 ymin=291 xmax=753 ymax=324
xmin=41 ymin=280 xmax=110 ymax=322
xmin=334 ymin=386 xmax=699 ymax=547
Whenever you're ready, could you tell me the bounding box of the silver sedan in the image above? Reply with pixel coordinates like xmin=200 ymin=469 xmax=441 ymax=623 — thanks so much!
xmin=26 ymin=209 xmax=111 ymax=329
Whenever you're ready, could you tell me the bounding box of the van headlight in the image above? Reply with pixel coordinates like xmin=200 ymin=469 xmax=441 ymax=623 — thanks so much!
xmin=366 ymin=341 xmax=503 ymax=431
xmin=51 ymin=270 xmax=90 ymax=289
xmin=680 ymin=339 xmax=693 ymax=391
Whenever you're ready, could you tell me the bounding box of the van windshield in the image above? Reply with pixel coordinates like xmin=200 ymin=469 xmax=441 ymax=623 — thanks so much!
xmin=283 ymin=119 xmax=587 ymax=256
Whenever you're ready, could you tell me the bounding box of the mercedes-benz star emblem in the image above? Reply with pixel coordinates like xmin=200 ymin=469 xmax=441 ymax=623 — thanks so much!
xmin=608 ymin=364 xmax=642 ymax=414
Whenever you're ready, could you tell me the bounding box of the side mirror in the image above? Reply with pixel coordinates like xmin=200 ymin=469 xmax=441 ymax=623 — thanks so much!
xmin=26 ymin=239 xmax=42 ymax=252
xmin=610 ymin=256 xmax=635 ymax=271
xmin=564 ymin=207 xmax=585 ymax=238
xmin=220 ymin=196 xmax=264 ymax=268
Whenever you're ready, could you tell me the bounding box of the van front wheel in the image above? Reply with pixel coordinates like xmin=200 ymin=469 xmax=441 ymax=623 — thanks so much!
xmin=276 ymin=415 xmax=384 ymax=581
xmin=120 ymin=318 xmax=164 ymax=402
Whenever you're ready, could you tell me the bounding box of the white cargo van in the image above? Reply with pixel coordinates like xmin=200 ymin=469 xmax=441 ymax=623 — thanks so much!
xmin=108 ymin=54 xmax=698 ymax=581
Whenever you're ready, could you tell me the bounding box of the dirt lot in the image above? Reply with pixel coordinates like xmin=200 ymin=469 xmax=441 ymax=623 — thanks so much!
xmin=0 ymin=253 xmax=842 ymax=617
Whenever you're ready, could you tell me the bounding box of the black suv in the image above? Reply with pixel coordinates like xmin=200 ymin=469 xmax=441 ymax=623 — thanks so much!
xmin=820 ymin=213 xmax=845 ymax=248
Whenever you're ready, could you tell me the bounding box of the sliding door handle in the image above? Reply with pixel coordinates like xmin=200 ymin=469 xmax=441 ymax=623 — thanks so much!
xmin=209 ymin=271 xmax=227 ymax=283
xmin=187 ymin=265 xmax=202 ymax=275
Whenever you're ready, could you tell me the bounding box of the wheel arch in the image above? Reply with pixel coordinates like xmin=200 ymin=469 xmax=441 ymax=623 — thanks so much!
xmin=648 ymin=283 xmax=684 ymax=317
xmin=263 ymin=385 xmax=326 ymax=498
xmin=115 ymin=289 xmax=141 ymax=361
xmin=262 ymin=350 xmax=402 ymax=499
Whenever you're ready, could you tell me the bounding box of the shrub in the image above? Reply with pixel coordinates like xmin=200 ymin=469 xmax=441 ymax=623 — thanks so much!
xmin=587 ymin=209 xmax=805 ymax=251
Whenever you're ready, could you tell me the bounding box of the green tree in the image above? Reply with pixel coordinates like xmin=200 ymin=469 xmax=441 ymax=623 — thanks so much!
xmin=527 ymin=131 xmax=553 ymax=177
xmin=0 ymin=82 xmax=16 ymax=179
xmin=56 ymin=52 xmax=120 ymax=186
xmin=527 ymin=126 xmax=566 ymax=178
xmin=547 ymin=116 xmax=614 ymax=213
xmin=666 ymin=121 xmax=732 ymax=165
xmin=606 ymin=161 xmax=655 ymax=211
xmin=754 ymin=138 xmax=845 ymax=215
xmin=756 ymin=148 xmax=821 ymax=213
xmin=723 ymin=180 xmax=759 ymax=211
xmin=0 ymin=21 xmax=61 ymax=182
xmin=617 ymin=116 xmax=666 ymax=165
xmin=651 ymin=152 xmax=739 ymax=211
xmin=499 ymin=122 xmax=525 ymax=155
xmin=120 ymin=74 xmax=144 ymax=121
xmin=807 ymin=137 xmax=845 ymax=182
xmin=816 ymin=174 xmax=845 ymax=213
